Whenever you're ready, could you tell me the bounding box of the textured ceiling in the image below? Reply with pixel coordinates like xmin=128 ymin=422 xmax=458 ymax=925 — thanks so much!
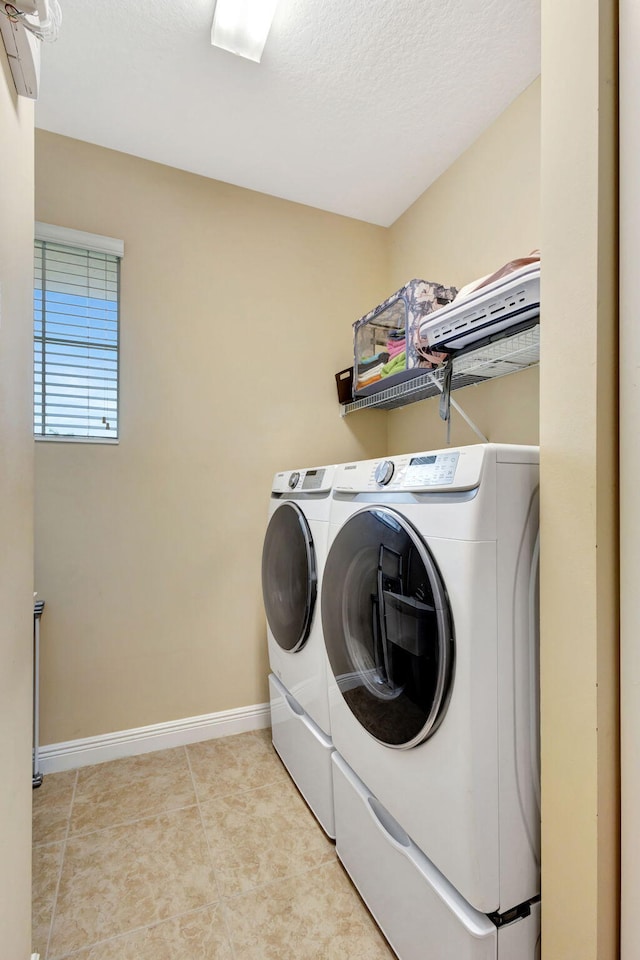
xmin=35 ymin=0 xmax=540 ymax=226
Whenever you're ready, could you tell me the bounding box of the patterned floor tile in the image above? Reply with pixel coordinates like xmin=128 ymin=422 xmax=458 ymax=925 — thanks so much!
xmin=48 ymin=806 xmax=217 ymax=958
xmin=32 ymin=770 xmax=77 ymax=845
xmin=200 ymin=777 xmax=334 ymax=897
xmin=59 ymin=905 xmax=232 ymax=959
xmin=186 ymin=731 xmax=286 ymax=802
xmin=70 ymin=748 xmax=196 ymax=836
xmin=32 ymin=841 xmax=64 ymax=957
xmin=223 ymin=860 xmax=396 ymax=959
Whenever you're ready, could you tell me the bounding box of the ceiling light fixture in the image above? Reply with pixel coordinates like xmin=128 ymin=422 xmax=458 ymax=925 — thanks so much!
xmin=210 ymin=0 xmax=280 ymax=63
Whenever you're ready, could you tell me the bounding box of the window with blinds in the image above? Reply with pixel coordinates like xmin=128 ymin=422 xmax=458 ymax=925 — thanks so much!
xmin=34 ymin=235 xmax=120 ymax=440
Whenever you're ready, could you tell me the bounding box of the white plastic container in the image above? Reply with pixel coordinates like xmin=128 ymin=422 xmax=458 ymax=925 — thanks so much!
xmin=419 ymin=263 xmax=540 ymax=351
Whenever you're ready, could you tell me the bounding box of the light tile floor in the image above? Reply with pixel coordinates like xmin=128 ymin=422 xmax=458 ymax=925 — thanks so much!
xmin=32 ymin=729 xmax=396 ymax=959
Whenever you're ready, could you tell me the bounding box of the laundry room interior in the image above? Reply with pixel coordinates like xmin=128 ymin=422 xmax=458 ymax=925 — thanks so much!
xmin=0 ymin=1 xmax=625 ymax=959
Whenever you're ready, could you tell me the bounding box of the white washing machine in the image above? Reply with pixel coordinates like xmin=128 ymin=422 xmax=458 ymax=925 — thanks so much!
xmin=262 ymin=464 xmax=336 ymax=837
xmin=321 ymin=444 xmax=540 ymax=958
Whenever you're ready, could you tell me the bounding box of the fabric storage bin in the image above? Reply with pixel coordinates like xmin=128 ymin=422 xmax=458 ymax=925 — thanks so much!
xmin=353 ymin=279 xmax=457 ymax=398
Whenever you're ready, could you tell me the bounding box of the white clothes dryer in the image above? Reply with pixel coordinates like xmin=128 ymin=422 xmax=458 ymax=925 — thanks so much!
xmin=321 ymin=444 xmax=540 ymax=957
xmin=262 ymin=464 xmax=336 ymax=837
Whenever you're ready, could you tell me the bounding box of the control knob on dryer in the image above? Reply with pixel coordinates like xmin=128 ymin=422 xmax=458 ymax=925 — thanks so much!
xmin=374 ymin=460 xmax=395 ymax=485
xmin=288 ymin=472 xmax=300 ymax=489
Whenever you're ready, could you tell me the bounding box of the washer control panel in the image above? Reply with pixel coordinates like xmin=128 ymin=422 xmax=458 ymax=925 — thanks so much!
xmin=369 ymin=452 xmax=459 ymax=489
xmin=403 ymin=452 xmax=459 ymax=487
xmin=272 ymin=465 xmax=335 ymax=495
xmin=335 ymin=445 xmax=535 ymax=495
xmin=336 ymin=447 xmax=484 ymax=493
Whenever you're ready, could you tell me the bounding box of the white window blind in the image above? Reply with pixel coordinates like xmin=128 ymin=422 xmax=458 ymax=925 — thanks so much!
xmin=34 ymin=231 xmax=121 ymax=441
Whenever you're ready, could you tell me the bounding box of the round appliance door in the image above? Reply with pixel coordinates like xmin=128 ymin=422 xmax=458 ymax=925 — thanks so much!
xmin=262 ymin=502 xmax=317 ymax=653
xmin=322 ymin=506 xmax=454 ymax=748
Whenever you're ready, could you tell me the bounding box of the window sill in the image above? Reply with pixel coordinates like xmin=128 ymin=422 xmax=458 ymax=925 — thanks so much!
xmin=34 ymin=435 xmax=119 ymax=445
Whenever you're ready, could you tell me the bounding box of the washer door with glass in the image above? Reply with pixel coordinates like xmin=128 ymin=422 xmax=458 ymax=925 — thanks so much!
xmin=322 ymin=507 xmax=454 ymax=748
xmin=262 ymin=502 xmax=317 ymax=653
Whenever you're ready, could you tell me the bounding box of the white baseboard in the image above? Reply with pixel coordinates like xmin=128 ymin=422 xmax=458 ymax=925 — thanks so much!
xmin=38 ymin=702 xmax=270 ymax=774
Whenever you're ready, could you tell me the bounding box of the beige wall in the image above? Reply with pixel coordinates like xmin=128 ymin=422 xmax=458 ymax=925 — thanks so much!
xmin=0 ymin=48 xmax=35 ymax=959
xmin=35 ymin=131 xmax=389 ymax=743
xmin=540 ymin=1 xmax=618 ymax=957
xmin=385 ymin=78 xmax=541 ymax=454
xmin=386 ymin=367 xmax=540 ymax=454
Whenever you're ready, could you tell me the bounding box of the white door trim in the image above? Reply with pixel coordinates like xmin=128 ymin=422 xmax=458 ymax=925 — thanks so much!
xmin=620 ymin=3 xmax=638 ymax=955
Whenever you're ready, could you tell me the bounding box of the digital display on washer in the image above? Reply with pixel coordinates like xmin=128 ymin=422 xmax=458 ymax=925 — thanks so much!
xmin=302 ymin=469 xmax=325 ymax=490
xmin=405 ymin=452 xmax=459 ymax=486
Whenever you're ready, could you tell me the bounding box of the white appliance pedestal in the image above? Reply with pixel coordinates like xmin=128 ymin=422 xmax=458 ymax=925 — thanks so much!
xmin=332 ymin=753 xmax=540 ymax=960
xmin=269 ymin=673 xmax=335 ymax=838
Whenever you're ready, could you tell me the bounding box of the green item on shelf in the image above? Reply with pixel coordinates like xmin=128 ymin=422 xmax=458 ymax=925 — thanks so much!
xmin=381 ymin=351 xmax=406 ymax=377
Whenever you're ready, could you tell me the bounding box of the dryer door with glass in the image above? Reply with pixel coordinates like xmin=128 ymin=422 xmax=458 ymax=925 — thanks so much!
xmin=262 ymin=501 xmax=317 ymax=653
xmin=322 ymin=506 xmax=454 ymax=748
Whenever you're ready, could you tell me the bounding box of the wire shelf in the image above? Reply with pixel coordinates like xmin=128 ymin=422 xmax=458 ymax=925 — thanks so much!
xmin=341 ymin=323 xmax=540 ymax=415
